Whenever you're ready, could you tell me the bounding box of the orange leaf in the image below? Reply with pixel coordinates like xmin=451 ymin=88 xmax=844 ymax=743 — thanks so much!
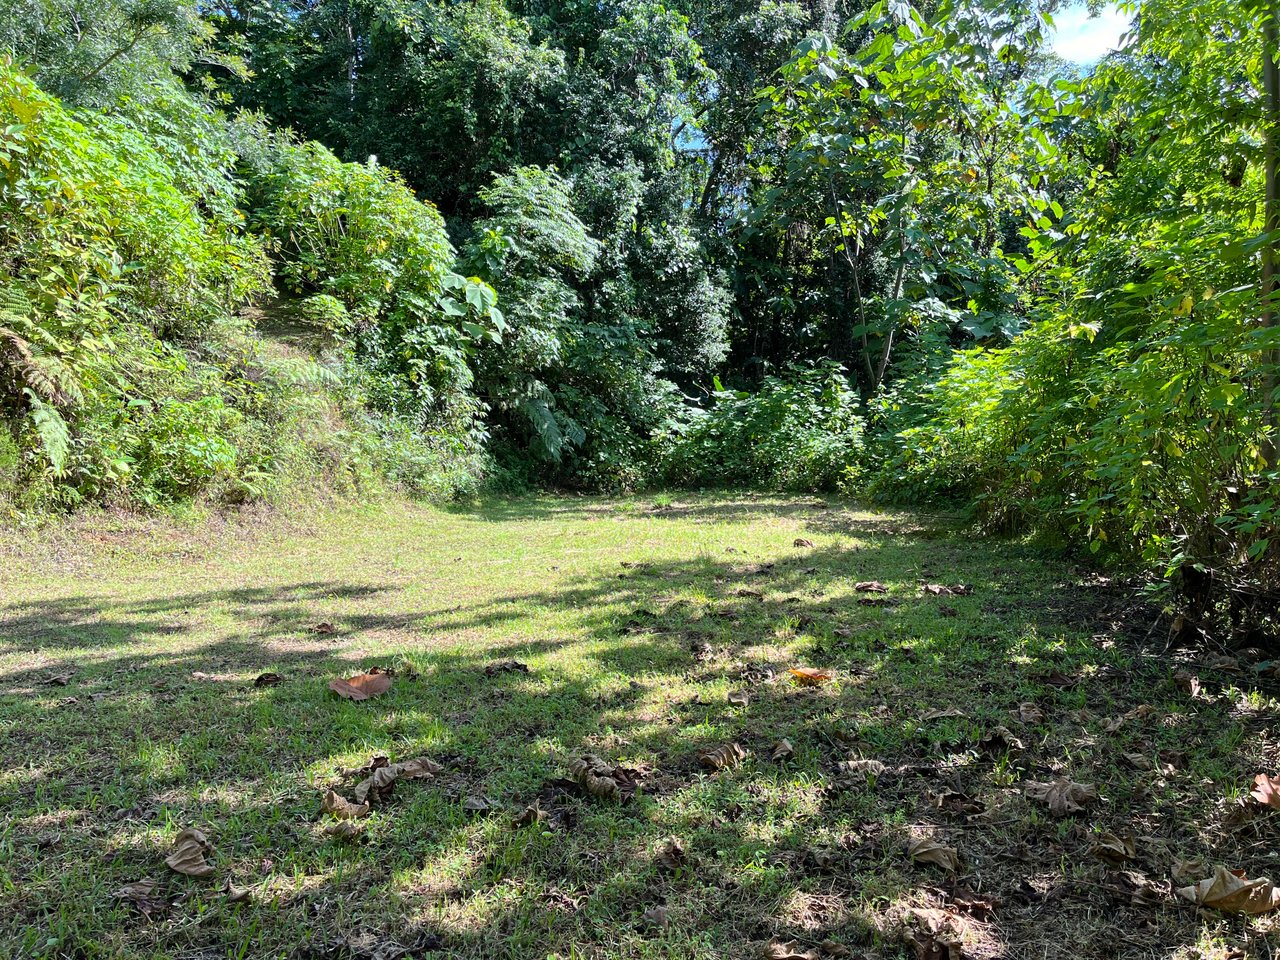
xmin=789 ymin=667 xmax=832 ymax=687
xmin=1251 ymin=773 xmax=1280 ymax=810
xmin=329 ymin=671 xmax=392 ymax=701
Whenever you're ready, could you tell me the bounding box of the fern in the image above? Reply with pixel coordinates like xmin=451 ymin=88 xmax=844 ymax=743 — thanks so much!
xmin=0 ymin=286 xmax=84 ymax=406
xmin=24 ymin=391 xmax=71 ymax=478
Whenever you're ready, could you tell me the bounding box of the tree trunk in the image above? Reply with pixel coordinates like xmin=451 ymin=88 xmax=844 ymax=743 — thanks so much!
xmin=1264 ymin=5 xmax=1280 ymax=468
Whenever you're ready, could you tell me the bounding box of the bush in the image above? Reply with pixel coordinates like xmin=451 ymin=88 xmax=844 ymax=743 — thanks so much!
xmin=663 ymin=365 xmax=866 ymax=493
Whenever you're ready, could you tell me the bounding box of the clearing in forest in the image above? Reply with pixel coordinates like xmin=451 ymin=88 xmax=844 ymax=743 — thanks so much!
xmin=1 ymin=496 xmax=1277 ymax=959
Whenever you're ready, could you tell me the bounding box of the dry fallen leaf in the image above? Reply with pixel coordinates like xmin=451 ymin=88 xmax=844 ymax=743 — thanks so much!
xmin=323 ymin=820 xmax=364 ymax=840
xmin=165 ymin=827 xmax=215 ymax=878
xmin=1250 ymin=773 xmax=1280 ymax=810
xmin=728 ymin=689 xmax=750 ymax=707
xmin=1016 ymin=702 xmax=1044 ymax=724
xmin=978 ymin=725 xmax=1023 ymax=754
xmin=1025 ymin=778 xmax=1099 ymax=816
xmin=513 ymin=800 xmax=548 ymax=828
xmin=923 ymin=583 xmax=972 ymax=596
xmin=793 ymin=538 xmax=815 ymax=548
xmin=836 ymin=758 xmax=887 ymax=781
xmin=640 ymin=905 xmax=669 ymax=933
xmin=921 ymin=707 xmax=965 ymax=720
xmin=905 ymin=907 xmax=970 ymax=960
xmin=114 ymin=879 xmax=168 ymax=920
xmin=855 ymin=581 xmax=887 ymax=594
xmin=700 ymin=743 xmax=747 ymax=771
xmin=1123 ymin=752 xmax=1153 ymax=771
xmin=1173 ymin=668 xmax=1202 ymax=697
xmin=788 ymin=667 xmax=832 ymax=687
xmin=569 ymin=754 xmax=638 ymax=801
xmin=329 ymin=670 xmax=392 ymax=701
xmin=1038 ymin=668 xmax=1078 ymax=689
xmin=928 ymin=789 xmax=984 ymax=816
xmin=484 ymin=659 xmax=529 ymax=676
xmin=763 ymin=942 xmax=849 ymax=960
xmin=771 ymin=739 xmax=794 ymax=762
xmin=908 ymin=837 xmax=960 ymax=873
xmin=352 ymin=756 xmax=441 ymax=806
xmin=1176 ymin=866 xmax=1280 ymax=915
xmin=321 ymin=789 xmax=370 ymax=820
xmin=1090 ymin=831 xmax=1136 ymax=865
xmin=656 ymin=837 xmax=686 ymax=872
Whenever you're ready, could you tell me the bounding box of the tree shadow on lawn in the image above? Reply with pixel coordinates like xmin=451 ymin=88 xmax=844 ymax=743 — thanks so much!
xmin=0 ymin=529 xmax=1277 ymax=958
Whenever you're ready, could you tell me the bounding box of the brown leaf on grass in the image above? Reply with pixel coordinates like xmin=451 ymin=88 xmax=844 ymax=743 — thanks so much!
xmin=114 ymin=879 xmax=168 ymax=920
xmin=728 ymin=689 xmax=750 ymax=707
xmin=484 ymin=659 xmax=529 ymax=676
xmin=762 ymin=942 xmax=849 ymax=960
xmin=1249 ymin=773 xmax=1280 ymax=810
xmin=353 ymin=756 xmax=441 ymax=806
xmin=908 ymin=837 xmax=960 ymax=873
xmin=1176 ymin=866 xmax=1280 ymax=914
xmin=1090 ymin=831 xmax=1136 ymax=865
xmin=1038 ymin=668 xmax=1078 ymax=689
xmin=770 ymin=739 xmax=794 ymax=762
xmin=700 ymin=743 xmax=747 ymax=772
xmin=978 ymin=726 xmax=1023 ymax=755
xmin=393 ymin=757 xmax=443 ymax=780
xmin=312 ymin=621 xmax=338 ymax=635
xmin=1123 ymin=752 xmax=1153 ymax=771
xmin=640 ymin=905 xmax=669 ymax=933
xmin=855 ymin=581 xmax=887 ymax=594
xmin=320 ymin=789 xmax=369 ymax=820
xmin=929 ymin=790 xmax=985 ymax=816
xmin=569 ymin=754 xmax=638 ymax=801
xmin=789 ymin=666 xmax=832 ymax=686
xmin=793 ymin=538 xmax=815 ymax=548
xmin=513 ymin=800 xmax=548 ymax=828
xmin=921 ymin=707 xmax=965 ymax=720
xmin=1104 ymin=703 xmax=1158 ymax=733
xmin=836 ymin=758 xmax=887 ymax=780
xmin=923 ymin=584 xmax=972 ymax=597
xmin=762 ymin=942 xmax=817 ymax=960
xmin=1172 ymin=859 xmax=1207 ymax=884
xmin=165 ymin=828 xmax=215 ymax=878
xmin=656 ymin=837 xmax=686 ymax=872
xmin=253 ymin=672 xmax=284 ymax=687
xmin=905 ymin=907 xmax=970 ymax=960
xmin=1016 ymin=702 xmax=1044 ymax=724
xmin=323 ymin=820 xmax=364 ymax=840
xmin=1173 ymin=668 xmax=1202 ymax=697
xmin=329 ymin=671 xmax=392 ymax=701
xmin=1024 ymin=778 xmax=1099 ymax=816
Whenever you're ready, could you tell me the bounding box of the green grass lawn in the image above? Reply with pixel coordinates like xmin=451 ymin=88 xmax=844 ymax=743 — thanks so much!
xmin=1 ymin=495 xmax=1277 ymax=959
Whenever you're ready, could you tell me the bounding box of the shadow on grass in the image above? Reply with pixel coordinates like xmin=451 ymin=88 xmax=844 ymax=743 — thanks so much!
xmin=0 ymin=511 xmax=1273 ymax=959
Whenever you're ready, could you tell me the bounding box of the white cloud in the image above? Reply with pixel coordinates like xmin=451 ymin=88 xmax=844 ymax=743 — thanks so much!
xmin=1050 ymin=3 xmax=1131 ymax=64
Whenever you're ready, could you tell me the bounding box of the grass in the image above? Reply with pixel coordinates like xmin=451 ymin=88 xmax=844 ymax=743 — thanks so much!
xmin=1 ymin=494 xmax=1278 ymax=959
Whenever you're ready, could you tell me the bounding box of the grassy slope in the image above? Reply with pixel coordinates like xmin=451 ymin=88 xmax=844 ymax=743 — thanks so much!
xmin=0 ymin=495 xmax=1276 ymax=959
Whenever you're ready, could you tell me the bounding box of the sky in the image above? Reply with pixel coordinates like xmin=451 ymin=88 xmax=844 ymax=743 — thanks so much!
xmin=1049 ymin=3 xmax=1132 ymax=64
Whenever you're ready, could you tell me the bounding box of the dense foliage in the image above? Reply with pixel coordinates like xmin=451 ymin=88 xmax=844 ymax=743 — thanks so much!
xmin=2 ymin=0 xmax=1278 ymax=636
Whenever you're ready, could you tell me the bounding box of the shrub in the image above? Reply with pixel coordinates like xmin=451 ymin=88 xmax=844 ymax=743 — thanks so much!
xmin=663 ymin=364 xmax=866 ymax=493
